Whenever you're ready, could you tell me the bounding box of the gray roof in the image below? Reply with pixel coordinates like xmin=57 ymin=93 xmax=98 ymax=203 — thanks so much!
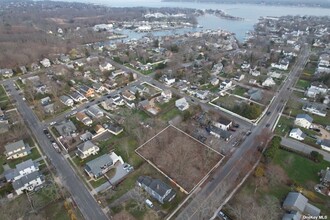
xmin=210 ymin=125 xmax=232 ymax=139
xmin=283 ymin=192 xmax=308 ymax=213
xmin=290 ymin=128 xmax=306 ymax=138
xmin=137 ymin=176 xmax=172 ymax=198
xmin=12 ymin=171 xmax=43 ymax=190
xmin=282 ymin=211 xmax=302 ymax=220
xmin=60 ymin=95 xmax=72 ymax=103
xmin=55 ymin=120 xmax=77 ymax=136
xmin=86 ymin=106 xmax=103 ymax=118
xmin=217 ymin=118 xmax=232 ymax=126
xmin=5 ymin=140 xmax=26 ymax=153
xmin=321 ymin=139 xmax=330 ymax=148
xmin=85 ymin=154 xmax=113 ymax=177
xmin=296 ymin=114 xmax=313 ymax=123
xmin=304 ymin=203 xmax=321 ymax=217
xmin=5 ymin=159 xmax=38 ymax=181
xmin=78 ymin=141 xmax=98 ymax=152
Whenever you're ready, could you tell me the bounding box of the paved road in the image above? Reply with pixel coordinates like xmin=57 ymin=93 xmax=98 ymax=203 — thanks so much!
xmin=281 ymin=137 xmax=330 ymax=162
xmin=2 ymin=81 xmax=108 ymax=220
xmin=175 ymin=44 xmax=311 ymax=219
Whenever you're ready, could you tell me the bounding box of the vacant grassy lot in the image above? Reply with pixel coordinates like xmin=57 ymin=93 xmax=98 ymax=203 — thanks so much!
xmin=274 ymin=116 xmax=294 ymax=137
xmin=295 ymin=79 xmax=310 ymax=90
xmin=224 ymin=149 xmax=330 ymax=219
xmin=136 ymin=125 xmax=223 ymax=193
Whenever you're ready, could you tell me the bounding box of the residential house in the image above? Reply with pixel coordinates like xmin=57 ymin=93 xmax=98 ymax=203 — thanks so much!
xmin=282 ymin=192 xmax=320 ymax=218
xmin=107 ymin=124 xmax=123 ymax=135
xmin=234 ymin=74 xmax=245 ymax=81
xmin=210 ymin=78 xmax=219 ymax=86
xmin=99 ymin=62 xmax=115 ymax=72
xmin=85 ymin=153 xmax=123 ymax=180
xmin=60 ymin=95 xmax=74 ymax=107
xmin=5 ymin=159 xmax=39 ymax=182
xmin=271 ymin=59 xmax=289 ymax=70
xmin=112 ymin=94 xmax=125 ymax=106
xmin=80 ymin=131 xmax=93 ymax=142
xmin=306 ymin=82 xmax=328 ymax=98
xmin=55 ymin=120 xmax=77 ymax=137
xmin=241 ymin=62 xmax=250 ymax=71
xmin=122 ymin=90 xmax=136 ymax=101
xmin=320 ymin=167 xmax=330 ymax=187
xmin=282 ymin=211 xmax=302 ymax=220
xmin=70 ymin=91 xmax=87 ymax=103
xmin=40 ymin=58 xmax=51 ymax=68
xmin=139 ymin=100 xmax=160 ymax=115
xmin=0 ymin=69 xmax=14 ymax=77
xmin=213 ymin=118 xmax=232 ymax=131
xmin=175 ymin=98 xmax=189 ymax=111
xmin=209 ymin=125 xmax=232 ymax=141
xmin=92 ymin=83 xmax=106 ymax=94
xmin=94 ymin=124 xmax=105 ymax=134
xmin=289 ymin=128 xmax=306 ymax=141
xmin=196 ymin=90 xmax=209 ymax=100
xmin=317 ymin=53 xmax=330 ymax=73
xmin=12 ymin=171 xmax=44 ymax=195
xmin=78 ymin=85 xmax=95 ymax=98
xmin=302 ymin=103 xmax=327 ymax=117
xmin=112 ymin=69 xmax=125 ymax=78
xmin=248 ymin=88 xmax=263 ymax=101
xmin=137 ymin=176 xmax=176 ymax=204
xmin=76 ymin=112 xmax=93 ymax=126
xmin=101 ymin=99 xmax=117 ymax=111
xmin=5 ymin=140 xmax=31 ymax=160
xmin=294 ymin=114 xmax=313 ymax=129
xmin=212 ymin=63 xmax=223 ymax=74
xmin=76 ymin=141 xmax=100 ymax=159
xmin=157 ymin=90 xmax=172 ymax=103
xmin=249 ymin=79 xmax=257 ymax=85
xmin=249 ymin=68 xmax=261 ymax=77
xmin=219 ymin=80 xmax=232 ymax=90
xmin=164 ymin=77 xmax=176 ymax=86
xmin=34 ymin=83 xmax=48 ymax=94
xmin=262 ymin=77 xmax=276 ymax=87
xmin=321 ymin=139 xmax=330 ymax=152
xmin=267 ymin=71 xmax=282 ymax=79
xmin=86 ymin=106 xmax=104 ymax=119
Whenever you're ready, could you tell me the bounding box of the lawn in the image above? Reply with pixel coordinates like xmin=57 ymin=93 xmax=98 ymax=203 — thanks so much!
xmin=89 ymin=176 xmax=109 ymax=188
xmin=161 ymin=107 xmax=181 ymax=121
xmin=295 ymin=79 xmax=311 ymax=90
xmin=232 ymin=86 xmax=247 ymax=96
xmin=274 ymin=116 xmax=294 ymax=137
xmin=0 ymin=85 xmax=7 ymax=96
xmin=0 ymin=155 xmax=5 ymax=174
xmin=273 ymin=149 xmax=330 ymax=184
xmin=7 ymin=147 xmax=41 ymax=168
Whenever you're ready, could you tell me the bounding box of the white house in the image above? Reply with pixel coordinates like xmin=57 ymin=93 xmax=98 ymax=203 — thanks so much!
xmin=317 ymin=54 xmax=330 ymax=73
xmin=158 ymin=90 xmax=172 ymax=103
xmin=303 ymin=103 xmax=327 ymax=117
xmin=271 ymin=61 xmax=289 ymax=70
xmin=249 ymin=69 xmax=260 ymax=77
xmin=99 ymin=63 xmax=115 ymax=72
xmin=0 ymin=69 xmax=14 ymax=77
xmin=213 ymin=118 xmax=232 ymax=131
xmin=76 ymin=141 xmax=100 ymax=159
xmin=262 ymin=77 xmax=276 ymax=87
xmin=12 ymin=171 xmax=44 ymax=195
xmin=210 ymin=78 xmax=219 ymax=86
xmin=219 ymin=80 xmax=232 ymax=90
xmin=321 ymin=140 xmax=330 ymax=152
xmin=5 ymin=140 xmax=31 ymax=160
xmin=164 ymin=77 xmax=176 ymax=86
xmin=294 ymin=114 xmax=313 ymax=129
xmin=196 ymin=90 xmax=209 ymax=100
xmin=5 ymin=159 xmax=39 ymax=182
xmin=175 ymin=98 xmax=189 ymax=111
xmin=289 ymin=128 xmax=306 ymax=141
xmin=60 ymin=95 xmax=74 ymax=107
xmin=306 ymin=82 xmax=328 ymax=98
xmin=40 ymin=58 xmax=51 ymax=68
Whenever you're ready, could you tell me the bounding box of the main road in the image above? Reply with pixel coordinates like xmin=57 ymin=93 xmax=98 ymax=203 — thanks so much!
xmin=175 ymin=44 xmax=310 ymax=219
xmin=2 ymin=81 xmax=108 ymax=220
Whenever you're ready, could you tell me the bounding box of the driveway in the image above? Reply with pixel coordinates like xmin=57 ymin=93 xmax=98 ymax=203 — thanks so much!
xmin=94 ymin=163 xmax=131 ymax=193
xmin=281 ymin=137 xmax=330 ymax=162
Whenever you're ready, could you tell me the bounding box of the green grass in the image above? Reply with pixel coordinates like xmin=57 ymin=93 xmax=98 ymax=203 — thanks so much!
xmin=0 ymin=155 xmax=5 ymax=174
xmin=0 ymin=85 xmax=6 ymax=96
xmin=232 ymin=86 xmax=247 ymax=96
xmin=7 ymin=148 xmax=42 ymax=168
xmin=90 ymin=176 xmax=109 ymax=188
xmin=273 ymin=149 xmax=330 ymax=184
xmin=295 ymin=79 xmax=310 ymax=90
xmin=274 ymin=116 xmax=294 ymax=137
xmin=161 ymin=107 xmax=181 ymax=121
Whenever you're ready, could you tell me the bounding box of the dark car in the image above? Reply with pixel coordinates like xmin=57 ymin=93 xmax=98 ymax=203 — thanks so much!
xmin=266 ymin=123 xmax=270 ymax=127
xmin=266 ymin=111 xmax=271 ymax=116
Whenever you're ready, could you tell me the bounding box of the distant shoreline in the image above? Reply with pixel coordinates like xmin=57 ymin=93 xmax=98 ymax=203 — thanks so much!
xmin=161 ymin=0 xmax=330 ymax=9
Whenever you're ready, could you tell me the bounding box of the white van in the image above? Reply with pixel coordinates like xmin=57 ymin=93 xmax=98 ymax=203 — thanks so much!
xmin=145 ymin=199 xmax=153 ymax=208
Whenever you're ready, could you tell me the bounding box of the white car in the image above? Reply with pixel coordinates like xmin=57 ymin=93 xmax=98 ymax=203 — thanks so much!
xmin=49 ymin=121 xmax=57 ymax=126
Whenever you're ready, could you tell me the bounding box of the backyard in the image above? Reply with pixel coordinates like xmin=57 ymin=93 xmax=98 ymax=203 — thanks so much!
xmin=224 ymin=148 xmax=330 ymax=219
